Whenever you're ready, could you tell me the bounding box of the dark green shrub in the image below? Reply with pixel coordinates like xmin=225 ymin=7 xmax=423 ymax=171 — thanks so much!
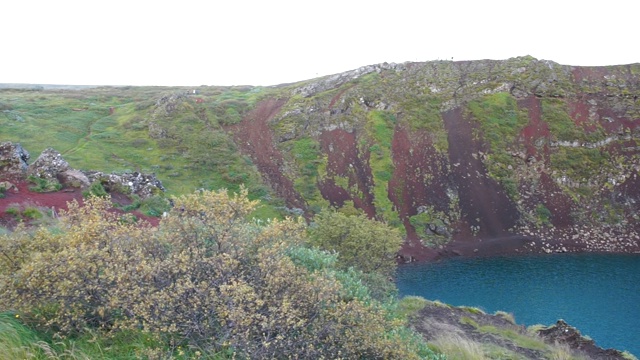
xmin=139 ymin=195 xmax=171 ymax=217
xmin=117 ymin=195 xmax=141 ymax=212
xmin=5 ymin=206 xmax=20 ymax=217
xmin=82 ymin=181 xmax=108 ymax=198
xmin=535 ymin=204 xmax=552 ymax=226
xmin=22 ymin=207 xmax=42 ymax=220
xmin=27 ymin=176 xmax=61 ymax=193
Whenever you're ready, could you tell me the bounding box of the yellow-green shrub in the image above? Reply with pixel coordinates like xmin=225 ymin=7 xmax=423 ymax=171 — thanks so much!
xmin=0 ymin=189 xmax=440 ymax=359
xmin=309 ymin=210 xmax=403 ymax=276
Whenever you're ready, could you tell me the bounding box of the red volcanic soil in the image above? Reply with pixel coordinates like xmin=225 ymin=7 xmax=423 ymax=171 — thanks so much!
xmin=229 ymin=99 xmax=306 ymax=210
xmin=318 ymin=129 xmax=376 ymax=217
xmin=518 ymin=96 xmax=550 ymax=161
xmin=441 ymin=108 xmax=519 ymax=240
xmin=0 ymin=180 xmax=160 ymax=228
xmin=390 ymin=126 xmax=450 ymax=260
xmin=0 ymin=181 xmax=83 ymax=218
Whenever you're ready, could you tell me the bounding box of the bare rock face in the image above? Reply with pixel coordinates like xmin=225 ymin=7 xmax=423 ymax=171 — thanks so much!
xmin=85 ymin=171 xmax=165 ymax=199
xmin=0 ymin=142 xmax=30 ymax=177
xmin=292 ymin=62 xmax=406 ymax=98
xmin=27 ymin=148 xmax=70 ymax=180
xmin=538 ymin=320 xmax=626 ymax=359
xmin=58 ymin=169 xmax=91 ymax=188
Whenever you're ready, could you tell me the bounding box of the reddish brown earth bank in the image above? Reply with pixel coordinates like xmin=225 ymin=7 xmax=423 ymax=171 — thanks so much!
xmin=230 ymin=58 xmax=640 ymax=261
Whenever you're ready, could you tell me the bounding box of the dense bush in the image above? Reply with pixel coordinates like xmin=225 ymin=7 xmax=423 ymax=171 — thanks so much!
xmin=0 ymin=189 xmax=440 ymax=359
xmin=309 ymin=210 xmax=403 ymax=276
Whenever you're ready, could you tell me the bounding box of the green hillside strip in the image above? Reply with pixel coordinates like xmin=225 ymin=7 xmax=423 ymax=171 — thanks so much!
xmin=289 ymin=136 xmax=329 ymax=214
xmin=467 ymin=92 xmax=529 ymax=199
xmin=366 ymin=110 xmax=401 ymax=227
xmin=398 ymin=90 xmax=447 ymax=152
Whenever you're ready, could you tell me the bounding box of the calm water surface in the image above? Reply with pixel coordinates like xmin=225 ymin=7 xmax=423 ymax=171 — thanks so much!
xmin=396 ymin=253 xmax=640 ymax=355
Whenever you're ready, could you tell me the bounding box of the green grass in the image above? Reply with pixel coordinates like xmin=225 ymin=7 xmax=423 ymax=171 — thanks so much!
xmin=27 ymin=175 xmax=62 ymax=193
xmin=460 ymin=316 xmax=547 ymax=351
xmin=366 ymin=110 xmax=401 ymax=228
xmin=0 ymin=87 xmax=280 ymax=217
xmin=289 ymin=136 xmax=329 ymax=214
xmin=551 ymin=146 xmax=611 ymax=184
xmin=429 ymin=334 xmax=488 ymax=360
xmin=459 ymin=306 xmax=486 ymax=315
xmin=0 ymin=312 xmax=235 ymax=359
xmin=467 ymin=92 xmax=529 ymax=200
xmin=494 ymin=311 xmax=516 ymax=324
xmin=0 ymin=312 xmax=47 ymax=359
xmin=397 ymin=296 xmax=430 ymax=319
xmin=399 ymin=91 xmax=447 ymax=152
xmin=542 ymin=98 xmax=584 ymax=142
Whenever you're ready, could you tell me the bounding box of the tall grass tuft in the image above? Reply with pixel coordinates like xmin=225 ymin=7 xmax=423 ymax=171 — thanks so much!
xmin=430 ymin=334 xmax=487 ymax=360
xmin=0 ymin=312 xmax=44 ymax=359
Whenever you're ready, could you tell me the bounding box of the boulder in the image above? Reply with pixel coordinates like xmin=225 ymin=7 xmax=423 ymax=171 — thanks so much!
xmin=0 ymin=142 xmax=30 ymax=177
xmin=58 ymin=169 xmax=91 ymax=188
xmin=0 ymin=180 xmax=18 ymax=193
xmin=27 ymin=148 xmax=70 ymax=180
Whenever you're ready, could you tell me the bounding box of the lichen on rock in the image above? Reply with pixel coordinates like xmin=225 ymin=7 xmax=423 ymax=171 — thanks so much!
xmin=27 ymin=147 xmax=70 ymax=180
xmin=0 ymin=141 xmax=30 ymax=177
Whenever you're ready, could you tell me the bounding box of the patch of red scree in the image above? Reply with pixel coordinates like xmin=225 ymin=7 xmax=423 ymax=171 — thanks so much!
xmin=389 ymin=126 xmax=450 ymax=260
xmin=518 ymin=96 xmax=550 ymax=161
xmin=317 ymin=129 xmax=376 ymax=217
xmin=441 ymin=108 xmax=519 ymax=241
xmin=0 ymin=181 xmax=83 ymax=217
xmin=229 ymin=98 xmax=306 ymax=210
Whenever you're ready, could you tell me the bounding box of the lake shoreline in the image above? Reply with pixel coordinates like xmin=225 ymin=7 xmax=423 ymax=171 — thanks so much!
xmin=396 ymin=252 xmax=640 ymax=356
xmin=399 ymin=225 xmax=640 ymax=262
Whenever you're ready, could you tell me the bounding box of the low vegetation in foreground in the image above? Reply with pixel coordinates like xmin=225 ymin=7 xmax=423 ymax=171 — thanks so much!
xmin=1 ymin=188 xmax=631 ymax=359
xmin=0 ymin=188 xmax=442 ymax=359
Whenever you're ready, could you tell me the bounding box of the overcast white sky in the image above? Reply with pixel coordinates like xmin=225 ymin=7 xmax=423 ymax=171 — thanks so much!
xmin=2 ymin=0 xmax=637 ymax=86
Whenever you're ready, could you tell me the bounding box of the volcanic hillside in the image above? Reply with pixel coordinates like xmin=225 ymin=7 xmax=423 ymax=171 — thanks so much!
xmin=2 ymin=56 xmax=640 ymax=259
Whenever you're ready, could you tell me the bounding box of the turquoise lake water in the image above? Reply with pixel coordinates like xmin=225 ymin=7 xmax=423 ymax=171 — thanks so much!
xmin=395 ymin=253 xmax=640 ymax=356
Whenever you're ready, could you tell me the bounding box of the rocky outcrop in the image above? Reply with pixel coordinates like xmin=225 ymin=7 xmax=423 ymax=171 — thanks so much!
xmin=27 ymin=148 xmax=70 ymax=180
xmin=292 ymin=62 xmax=406 ymax=98
xmin=409 ymin=301 xmax=625 ymax=360
xmin=85 ymin=171 xmax=165 ymax=199
xmin=0 ymin=142 xmax=165 ymax=199
xmin=538 ymin=320 xmax=627 ymax=359
xmin=0 ymin=142 xmax=30 ymax=177
xmin=58 ymin=169 xmax=91 ymax=188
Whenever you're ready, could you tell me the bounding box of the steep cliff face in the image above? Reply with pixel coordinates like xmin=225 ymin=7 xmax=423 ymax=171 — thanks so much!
xmin=232 ymin=57 xmax=640 ymax=259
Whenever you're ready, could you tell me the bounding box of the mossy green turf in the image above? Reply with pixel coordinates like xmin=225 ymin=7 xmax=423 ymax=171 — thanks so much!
xmin=1 ymin=87 xmax=281 ymax=218
xmin=288 ymin=136 xmax=329 ymax=214
xmin=366 ymin=110 xmax=401 ymax=227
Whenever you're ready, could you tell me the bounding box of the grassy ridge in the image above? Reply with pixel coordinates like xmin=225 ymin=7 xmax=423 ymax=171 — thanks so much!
xmin=1 ymin=87 xmax=273 ymax=201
